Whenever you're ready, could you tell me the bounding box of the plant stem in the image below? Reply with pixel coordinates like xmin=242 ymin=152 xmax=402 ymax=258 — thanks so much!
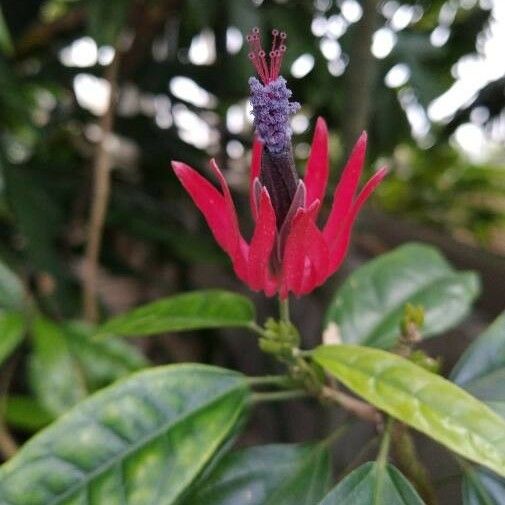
xmin=252 ymin=389 xmax=308 ymax=403
xmin=248 ymin=321 xmax=267 ymax=338
xmin=320 ymin=385 xmax=381 ymax=424
xmin=279 ymin=296 xmax=290 ymax=323
xmin=377 ymin=417 xmax=393 ymax=469
xmin=392 ymin=424 xmax=438 ymax=504
xmin=246 ymin=375 xmax=292 ymax=387
xmin=82 ymin=50 xmax=120 ymax=323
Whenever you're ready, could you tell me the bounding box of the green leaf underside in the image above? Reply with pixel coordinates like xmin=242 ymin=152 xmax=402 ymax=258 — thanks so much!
xmin=314 ymin=345 xmax=505 ymax=477
xmin=97 ymin=290 xmax=256 ymax=338
xmin=63 ymin=321 xmax=148 ymax=390
xmin=451 ymin=312 xmax=505 ymax=418
xmin=319 ymin=462 xmax=424 ymax=505
xmin=29 ymin=317 xmax=87 ymax=416
xmin=325 ymin=243 xmax=479 ymax=348
xmin=0 ymin=312 xmax=25 ymax=365
xmin=187 ymin=443 xmax=331 ymax=505
xmin=0 ymin=365 xmax=250 ymax=505
xmin=462 ymin=466 xmax=505 ymax=505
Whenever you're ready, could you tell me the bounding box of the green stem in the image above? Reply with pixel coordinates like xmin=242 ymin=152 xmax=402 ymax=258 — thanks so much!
xmin=252 ymin=390 xmax=308 ymax=403
xmin=246 ymin=375 xmax=292 ymax=387
xmin=374 ymin=417 xmax=394 ymax=504
xmin=248 ymin=321 xmax=267 ymax=338
xmin=279 ymin=296 xmax=290 ymax=323
xmin=377 ymin=417 xmax=393 ymax=469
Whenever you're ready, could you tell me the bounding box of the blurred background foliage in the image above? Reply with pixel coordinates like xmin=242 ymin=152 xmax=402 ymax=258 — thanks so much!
xmin=0 ymin=0 xmax=503 ymax=315
xmin=0 ymin=0 xmax=504 ymax=498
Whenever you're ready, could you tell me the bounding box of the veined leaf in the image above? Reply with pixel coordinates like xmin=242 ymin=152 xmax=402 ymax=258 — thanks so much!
xmin=187 ymin=443 xmax=331 ymax=505
xmin=318 ymin=462 xmax=424 ymax=504
xmin=325 ymin=243 xmax=480 ymax=348
xmin=0 ymin=364 xmax=250 ymax=505
xmin=451 ymin=312 xmax=505 ymax=417
xmin=0 ymin=312 xmax=25 ymax=366
xmin=97 ymin=290 xmax=256 ymax=338
xmin=314 ymin=345 xmax=505 ymax=477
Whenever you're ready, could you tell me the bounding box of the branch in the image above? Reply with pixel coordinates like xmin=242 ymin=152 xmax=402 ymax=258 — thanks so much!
xmin=82 ymin=53 xmax=120 ymax=323
xmin=319 ymin=385 xmax=382 ymax=424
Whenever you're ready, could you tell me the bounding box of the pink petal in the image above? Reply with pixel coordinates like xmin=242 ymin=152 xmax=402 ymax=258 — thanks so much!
xmin=280 ymin=201 xmax=330 ymax=298
xmin=250 ymin=137 xmax=263 ymax=221
xmin=328 ymin=166 xmax=389 ymax=273
xmin=304 ymin=117 xmax=329 ymax=208
xmin=247 ymin=189 xmax=277 ymax=291
xmin=172 ymin=160 xmax=248 ymax=281
xmin=323 ymin=131 xmax=367 ymax=245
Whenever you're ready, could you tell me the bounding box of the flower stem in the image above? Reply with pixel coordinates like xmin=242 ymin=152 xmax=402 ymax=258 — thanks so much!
xmin=252 ymin=389 xmax=308 ymax=403
xmin=279 ymin=296 xmax=290 ymax=323
xmin=377 ymin=417 xmax=393 ymax=469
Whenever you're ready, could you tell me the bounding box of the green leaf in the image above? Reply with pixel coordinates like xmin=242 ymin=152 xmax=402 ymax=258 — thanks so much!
xmin=0 ymin=260 xmax=25 ymax=311
xmin=0 ymin=312 xmax=25 ymax=365
xmin=0 ymin=364 xmax=250 ymax=505
xmin=462 ymin=466 xmax=505 ymax=505
xmin=325 ymin=243 xmax=480 ymax=348
xmin=451 ymin=312 xmax=505 ymax=417
xmin=63 ymin=321 xmax=148 ymax=390
xmin=318 ymin=462 xmax=424 ymax=504
xmin=187 ymin=443 xmax=331 ymax=505
xmin=29 ymin=317 xmax=87 ymax=416
xmin=4 ymin=396 xmax=53 ymax=432
xmin=313 ymin=344 xmax=505 ymax=477
xmin=97 ymin=290 xmax=256 ymax=338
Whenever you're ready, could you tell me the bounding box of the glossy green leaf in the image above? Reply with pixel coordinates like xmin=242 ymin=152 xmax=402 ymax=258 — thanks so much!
xmin=318 ymin=462 xmax=424 ymax=504
xmin=187 ymin=443 xmax=331 ymax=505
xmin=4 ymin=396 xmax=53 ymax=432
xmin=0 ymin=260 xmax=24 ymax=311
xmin=451 ymin=312 xmax=505 ymax=417
xmin=29 ymin=317 xmax=87 ymax=416
xmin=325 ymin=243 xmax=480 ymax=348
xmin=97 ymin=290 xmax=256 ymax=338
xmin=462 ymin=466 xmax=505 ymax=505
xmin=63 ymin=321 xmax=148 ymax=390
xmin=0 ymin=364 xmax=250 ymax=505
xmin=314 ymin=344 xmax=505 ymax=477
xmin=0 ymin=312 xmax=25 ymax=365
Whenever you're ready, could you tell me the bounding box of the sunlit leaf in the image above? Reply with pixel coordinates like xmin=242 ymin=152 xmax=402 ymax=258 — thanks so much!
xmin=314 ymin=344 xmax=505 ymax=477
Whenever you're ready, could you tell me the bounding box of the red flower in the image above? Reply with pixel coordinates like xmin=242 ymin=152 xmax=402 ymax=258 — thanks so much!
xmin=172 ymin=117 xmax=388 ymax=299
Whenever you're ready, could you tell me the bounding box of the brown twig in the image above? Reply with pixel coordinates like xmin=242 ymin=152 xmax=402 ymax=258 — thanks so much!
xmin=320 ymin=385 xmax=382 ymax=424
xmin=82 ymin=53 xmax=120 ymax=323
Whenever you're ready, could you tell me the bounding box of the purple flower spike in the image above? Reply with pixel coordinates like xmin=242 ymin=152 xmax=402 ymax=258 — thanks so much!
xmin=249 ymin=76 xmax=300 ymax=154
